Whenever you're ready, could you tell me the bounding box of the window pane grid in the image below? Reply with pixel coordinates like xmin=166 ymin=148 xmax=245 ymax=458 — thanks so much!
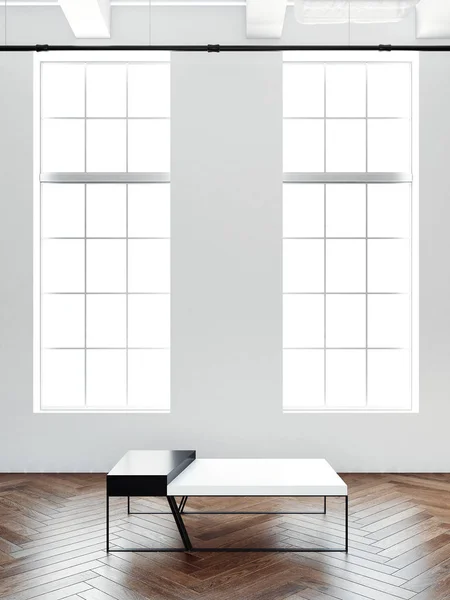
xmin=283 ymin=182 xmax=412 ymax=410
xmin=283 ymin=54 xmax=415 ymax=412
xmin=125 ymin=66 xmax=129 ymax=407
xmin=40 ymin=181 xmax=170 ymax=410
xmin=283 ymin=62 xmax=412 ymax=175
xmin=37 ymin=55 xmax=170 ymax=412
xmin=40 ymin=62 xmax=170 ymax=175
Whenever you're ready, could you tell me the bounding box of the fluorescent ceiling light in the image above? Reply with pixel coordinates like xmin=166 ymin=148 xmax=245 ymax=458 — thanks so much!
xmin=294 ymin=0 xmax=421 ymax=24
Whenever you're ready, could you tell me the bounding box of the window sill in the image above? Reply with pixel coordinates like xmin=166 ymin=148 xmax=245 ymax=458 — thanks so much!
xmin=34 ymin=409 xmax=170 ymax=414
xmin=283 ymin=408 xmax=419 ymax=414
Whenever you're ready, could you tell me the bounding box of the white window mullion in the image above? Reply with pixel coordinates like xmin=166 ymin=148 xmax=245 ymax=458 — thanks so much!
xmin=125 ymin=63 xmax=129 ymax=408
xmin=84 ymin=183 xmax=87 ymax=408
xmin=84 ymin=63 xmax=87 ymax=410
xmin=365 ymin=63 xmax=369 ymax=408
xmin=284 ymin=173 xmax=412 ymax=183
xmin=323 ymin=64 xmax=327 ymax=408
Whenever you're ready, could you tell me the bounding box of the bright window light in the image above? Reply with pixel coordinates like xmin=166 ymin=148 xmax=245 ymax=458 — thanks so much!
xmin=283 ymin=52 xmax=418 ymax=412
xmin=283 ymin=119 xmax=325 ymax=172
xmin=34 ymin=52 xmax=171 ymax=413
xmin=283 ymin=63 xmax=325 ymax=117
xmin=326 ymin=64 xmax=366 ymax=118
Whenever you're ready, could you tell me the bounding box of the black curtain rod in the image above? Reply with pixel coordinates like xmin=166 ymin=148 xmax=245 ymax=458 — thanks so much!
xmin=1 ymin=43 xmax=450 ymax=53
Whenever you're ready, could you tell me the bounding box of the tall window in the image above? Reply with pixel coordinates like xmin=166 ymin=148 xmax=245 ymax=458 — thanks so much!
xmin=283 ymin=52 xmax=418 ymax=412
xmin=34 ymin=52 xmax=170 ymax=412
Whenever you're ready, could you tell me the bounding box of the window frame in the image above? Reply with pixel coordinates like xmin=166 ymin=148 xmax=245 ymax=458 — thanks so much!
xmin=33 ymin=51 xmax=171 ymax=413
xmin=282 ymin=51 xmax=419 ymax=413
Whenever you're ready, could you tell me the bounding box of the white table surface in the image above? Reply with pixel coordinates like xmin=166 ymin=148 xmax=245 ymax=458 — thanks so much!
xmin=167 ymin=458 xmax=347 ymax=496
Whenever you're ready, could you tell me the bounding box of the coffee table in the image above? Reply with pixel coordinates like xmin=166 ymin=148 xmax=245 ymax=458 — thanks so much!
xmin=107 ymin=450 xmax=348 ymax=552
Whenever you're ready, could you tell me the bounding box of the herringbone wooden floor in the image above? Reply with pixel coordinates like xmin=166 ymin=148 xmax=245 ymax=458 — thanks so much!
xmin=0 ymin=474 xmax=449 ymax=600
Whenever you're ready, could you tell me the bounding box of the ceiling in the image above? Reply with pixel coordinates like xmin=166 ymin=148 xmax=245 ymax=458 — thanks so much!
xmin=5 ymin=0 xmax=248 ymax=5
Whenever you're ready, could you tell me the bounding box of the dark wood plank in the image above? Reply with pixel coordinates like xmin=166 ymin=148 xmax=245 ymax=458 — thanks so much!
xmin=0 ymin=473 xmax=449 ymax=600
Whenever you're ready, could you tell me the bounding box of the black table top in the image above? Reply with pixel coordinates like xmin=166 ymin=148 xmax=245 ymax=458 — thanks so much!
xmin=107 ymin=450 xmax=196 ymax=477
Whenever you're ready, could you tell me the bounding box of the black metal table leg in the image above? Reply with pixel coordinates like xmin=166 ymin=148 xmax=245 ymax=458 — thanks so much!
xmin=167 ymin=496 xmax=192 ymax=551
xmin=179 ymin=496 xmax=188 ymax=513
xmin=106 ymin=492 xmax=110 ymax=553
xmin=108 ymin=495 xmax=348 ymax=553
xmin=345 ymin=495 xmax=348 ymax=552
xmin=127 ymin=496 xmax=130 ymax=514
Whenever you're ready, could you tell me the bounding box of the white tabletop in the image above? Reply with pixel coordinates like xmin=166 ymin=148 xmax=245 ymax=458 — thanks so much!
xmin=167 ymin=458 xmax=347 ymax=496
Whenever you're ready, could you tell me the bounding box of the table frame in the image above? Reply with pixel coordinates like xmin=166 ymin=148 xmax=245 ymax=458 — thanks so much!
xmin=106 ymin=493 xmax=349 ymax=553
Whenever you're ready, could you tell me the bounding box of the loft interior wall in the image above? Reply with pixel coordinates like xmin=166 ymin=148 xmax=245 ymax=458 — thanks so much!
xmin=0 ymin=6 xmax=450 ymax=472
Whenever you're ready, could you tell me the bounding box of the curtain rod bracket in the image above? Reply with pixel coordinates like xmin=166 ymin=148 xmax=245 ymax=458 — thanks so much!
xmin=378 ymin=44 xmax=392 ymax=52
xmin=36 ymin=44 xmax=49 ymax=52
xmin=207 ymin=44 xmax=220 ymax=53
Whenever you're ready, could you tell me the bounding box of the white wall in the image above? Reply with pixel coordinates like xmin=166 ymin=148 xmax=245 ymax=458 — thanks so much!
xmin=0 ymin=7 xmax=450 ymax=472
